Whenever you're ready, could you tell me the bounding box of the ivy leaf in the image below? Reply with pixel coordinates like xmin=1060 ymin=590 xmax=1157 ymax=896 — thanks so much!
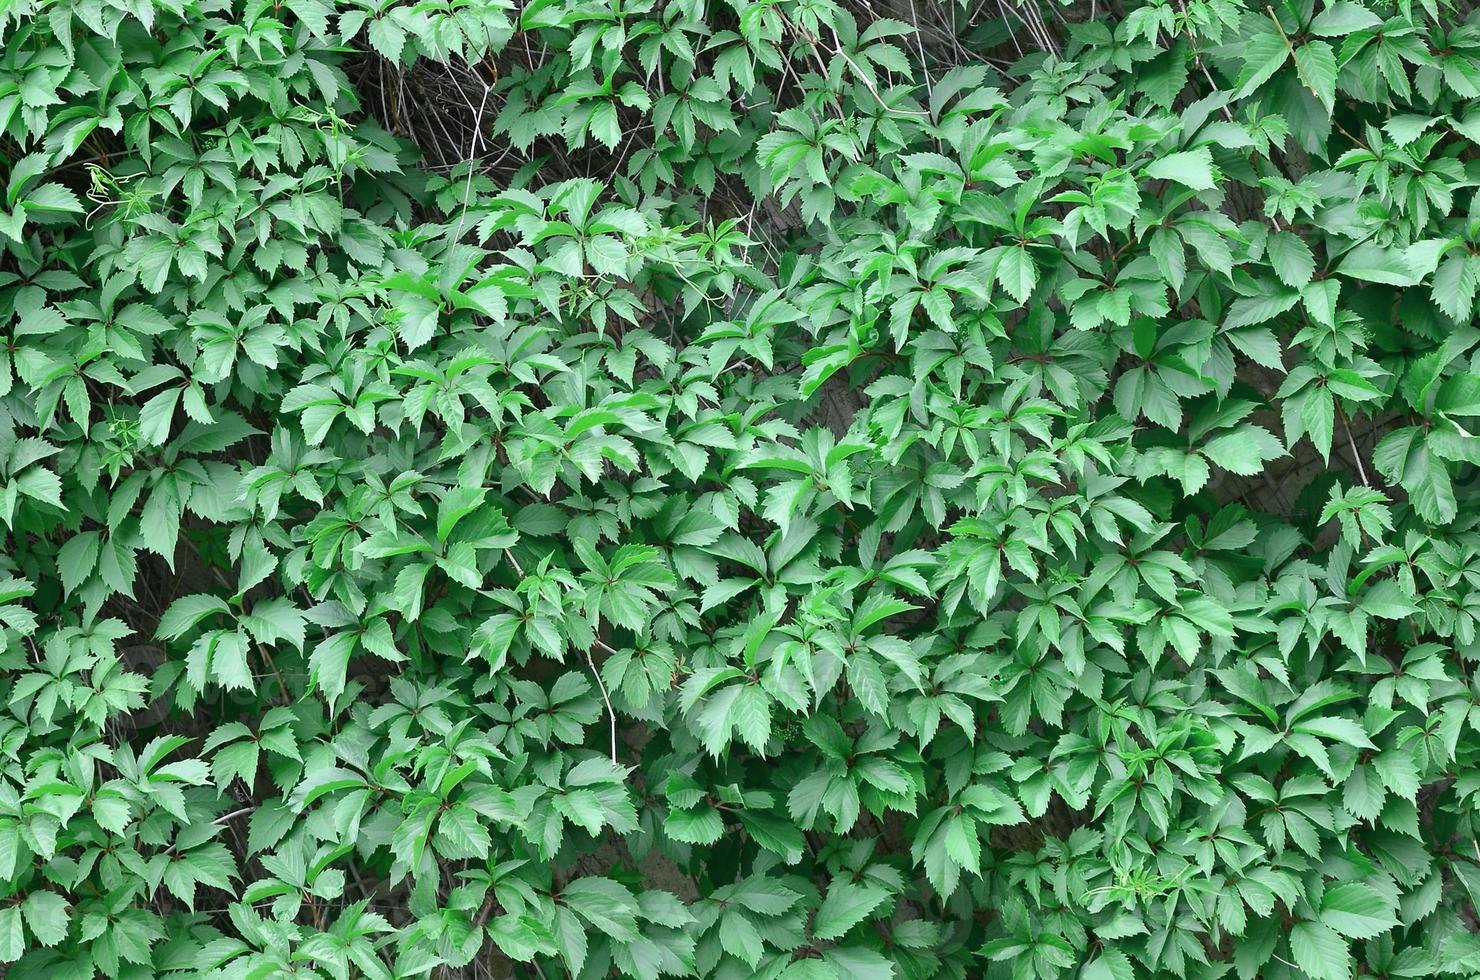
xmin=1081 ymin=949 xmax=1136 ymax=980
xmin=1267 ymin=230 xmax=1316 ymax=288
xmin=156 ymin=594 xmax=231 ymax=642
xmin=1433 ymin=253 xmax=1480 ymax=323
xmin=1234 ymin=31 xmax=1291 ymax=96
xmin=1290 ymin=921 xmax=1350 ymax=980
xmin=0 ymin=907 xmax=23 ymax=963
xmin=1146 ymin=147 xmax=1218 ymax=191
xmin=996 ymin=246 xmax=1038 ymax=303
xmin=1201 ymin=425 xmax=1285 ymax=475
xmin=1294 ymin=42 xmax=1339 ymax=113
xmin=1310 ymin=1 xmax=1383 ymax=35
xmin=21 ymin=891 xmax=67 ymax=946
xmin=1320 ymin=883 xmax=1399 ymax=939
xmin=812 ymin=880 xmax=889 ymax=941
xmin=564 ymin=878 xmax=640 ymax=943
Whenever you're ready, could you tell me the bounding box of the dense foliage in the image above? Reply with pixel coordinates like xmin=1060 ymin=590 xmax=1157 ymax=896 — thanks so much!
xmin=3 ymin=0 xmax=1480 ymax=976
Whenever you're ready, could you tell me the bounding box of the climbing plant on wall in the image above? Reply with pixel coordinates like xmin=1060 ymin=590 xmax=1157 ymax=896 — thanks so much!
xmin=1 ymin=0 xmax=1479 ymax=977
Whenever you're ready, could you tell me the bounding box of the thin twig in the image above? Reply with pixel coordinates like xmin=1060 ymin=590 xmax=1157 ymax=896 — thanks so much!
xmin=1340 ymin=407 xmax=1371 ymax=486
xmin=503 ymin=548 xmax=526 ymax=578
xmin=831 ymin=39 xmax=930 ymax=116
xmin=585 ymin=643 xmax=618 ymax=764
xmin=1175 ymin=0 xmax=1235 ymax=121
xmin=1264 ymin=5 xmax=1366 ymax=148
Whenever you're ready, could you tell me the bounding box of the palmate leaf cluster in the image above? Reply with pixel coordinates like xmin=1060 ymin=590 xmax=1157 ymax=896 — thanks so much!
xmin=2 ymin=0 xmax=1480 ymax=976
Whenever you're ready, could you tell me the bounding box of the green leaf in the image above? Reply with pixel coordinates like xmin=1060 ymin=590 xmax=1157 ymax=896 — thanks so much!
xmin=1290 ymin=921 xmax=1350 ymax=980
xmin=1234 ymin=31 xmax=1291 ymax=96
xmin=1201 ymin=425 xmax=1285 ymax=475
xmin=1320 ymin=883 xmax=1399 ymax=939
xmin=812 ymin=880 xmax=888 ymax=941
xmin=1294 ymin=716 xmax=1374 ymax=748
xmin=1294 ymin=41 xmax=1339 ymax=113
xmin=996 ymin=246 xmax=1038 ymax=303
xmin=1438 ymin=373 xmax=1480 ymax=415
xmin=57 ymin=530 xmax=99 ymax=596
xmin=1267 ymin=230 xmax=1316 ymax=288
xmin=1339 ymin=244 xmax=1420 ymax=286
xmin=666 ymin=805 xmax=724 ymax=845
xmin=1310 ymin=1 xmax=1382 ymax=35
xmin=1433 ymin=253 xmax=1480 ymax=323
xmin=1359 ymin=580 xmax=1418 ymax=620
xmin=1384 ymin=114 xmax=1440 ymax=146
xmin=156 ymin=594 xmax=231 ymax=642
xmin=309 ymin=632 xmax=358 ymax=703
xmin=139 ymin=387 xmax=183 ymax=446
xmin=21 ymin=891 xmax=67 ymax=946
xmin=0 ymin=906 xmax=22 ymax=963
xmin=564 ymin=878 xmax=640 ymax=942
xmin=1081 ymin=949 xmax=1136 ymax=980
xmin=1146 ymin=147 xmax=1218 ymax=191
